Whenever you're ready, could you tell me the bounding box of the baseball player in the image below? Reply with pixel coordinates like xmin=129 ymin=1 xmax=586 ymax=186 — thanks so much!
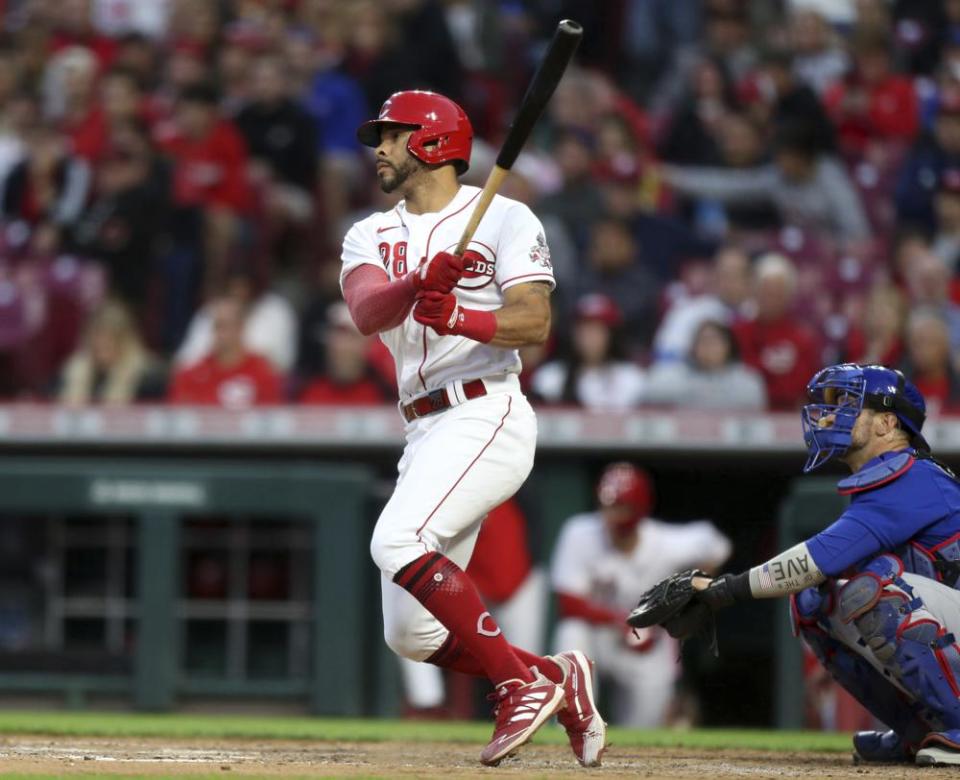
xmin=551 ymin=463 xmax=731 ymax=726
xmin=631 ymin=363 xmax=960 ymax=766
xmin=340 ymin=90 xmax=606 ymax=767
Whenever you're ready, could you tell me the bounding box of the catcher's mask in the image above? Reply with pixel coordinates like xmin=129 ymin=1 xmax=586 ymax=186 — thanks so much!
xmin=801 ymin=363 xmax=929 ymax=473
xmin=597 ymin=462 xmax=654 ymax=533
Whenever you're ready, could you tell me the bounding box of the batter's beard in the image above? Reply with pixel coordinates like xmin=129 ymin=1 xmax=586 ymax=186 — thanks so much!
xmin=378 ymin=158 xmax=420 ymax=194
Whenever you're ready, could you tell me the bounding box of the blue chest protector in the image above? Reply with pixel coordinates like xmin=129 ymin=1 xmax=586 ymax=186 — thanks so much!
xmin=837 ymin=450 xmax=960 ymax=589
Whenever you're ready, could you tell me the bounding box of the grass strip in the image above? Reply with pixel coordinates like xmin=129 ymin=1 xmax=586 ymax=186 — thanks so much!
xmin=0 ymin=711 xmax=852 ymax=753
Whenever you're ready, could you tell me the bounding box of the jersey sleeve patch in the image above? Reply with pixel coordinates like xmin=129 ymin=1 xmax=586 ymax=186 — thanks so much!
xmin=529 ymin=231 xmax=552 ymax=269
xmin=494 ymin=202 xmax=556 ymax=290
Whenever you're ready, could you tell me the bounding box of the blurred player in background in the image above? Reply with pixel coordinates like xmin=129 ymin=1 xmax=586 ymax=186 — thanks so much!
xmin=340 ymin=90 xmax=605 ymax=766
xmin=551 ymin=462 xmax=731 ymax=726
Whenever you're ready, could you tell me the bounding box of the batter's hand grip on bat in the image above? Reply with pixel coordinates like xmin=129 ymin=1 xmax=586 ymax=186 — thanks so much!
xmin=495 ymin=19 xmax=583 ymax=171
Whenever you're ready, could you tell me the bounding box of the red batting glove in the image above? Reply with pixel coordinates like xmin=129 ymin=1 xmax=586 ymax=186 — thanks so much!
xmin=417 ymin=251 xmax=465 ymax=294
xmin=413 ymin=290 xmax=458 ymax=333
xmin=413 ymin=291 xmax=498 ymax=343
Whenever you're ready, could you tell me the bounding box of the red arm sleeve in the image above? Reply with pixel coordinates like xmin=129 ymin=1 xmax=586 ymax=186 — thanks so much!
xmin=342 ymin=265 xmax=418 ymax=335
xmin=556 ymin=592 xmax=623 ymax=626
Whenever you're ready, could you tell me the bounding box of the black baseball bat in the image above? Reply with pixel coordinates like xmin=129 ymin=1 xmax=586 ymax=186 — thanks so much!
xmin=454 ymin=19 xmax=582 ymax=255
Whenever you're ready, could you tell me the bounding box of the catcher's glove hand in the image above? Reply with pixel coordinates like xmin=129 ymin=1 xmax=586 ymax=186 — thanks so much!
xmin=626 ymin=569 xmax=707 ymax=629
xmin=626 ymin=569 xmax=723 ymax=656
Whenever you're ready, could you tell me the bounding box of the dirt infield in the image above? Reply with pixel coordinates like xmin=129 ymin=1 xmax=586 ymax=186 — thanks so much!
xmin=0 ymin=736 xmax=939 ymax=779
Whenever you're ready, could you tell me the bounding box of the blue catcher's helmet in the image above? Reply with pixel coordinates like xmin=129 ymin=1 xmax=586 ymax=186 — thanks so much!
xmin=801 ymin=363 xmax=929 ymax=472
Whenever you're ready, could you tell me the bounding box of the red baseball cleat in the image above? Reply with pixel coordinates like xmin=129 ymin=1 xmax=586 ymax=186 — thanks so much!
xmin=552 ymin=650 xmax=607 ymax=767
xmin=479 ymin=671 xmax=565 ymax=766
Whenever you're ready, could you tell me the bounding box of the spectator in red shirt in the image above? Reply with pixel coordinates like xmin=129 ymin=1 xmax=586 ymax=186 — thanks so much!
xmin=43 ymin=45 xmax=107 ymax=162
xmin=48 ymin=0 xmax=119 ymax=69
xmin=824 ymin=32 xmax=919 ymax=156
xmin=157 ymin=82 xmax=253 ymax=296
xmin=299 ymin=302 xmax=390 ymax=405
xmin=168 ymin=296 xmax=283 ymax=408
xmin=158 ymin=83 xmax=252 ymax=214
xmin=733 ymin=252 xmax=820 ymax=410
xmin=901 ymin=306 xmax=960 ymax=415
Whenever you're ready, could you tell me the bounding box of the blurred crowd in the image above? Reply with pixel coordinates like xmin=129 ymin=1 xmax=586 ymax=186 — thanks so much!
xmin=1 ymin=0 xmax=960 ymax=413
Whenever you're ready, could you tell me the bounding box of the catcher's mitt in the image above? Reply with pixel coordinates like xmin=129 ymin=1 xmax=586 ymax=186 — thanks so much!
xmin=626 ymin=569 xmax=719 ymax=656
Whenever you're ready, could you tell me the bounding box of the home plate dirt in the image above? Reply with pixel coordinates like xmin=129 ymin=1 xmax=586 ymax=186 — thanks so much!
xmin=0 ymin=736 xmax=937 ymax=778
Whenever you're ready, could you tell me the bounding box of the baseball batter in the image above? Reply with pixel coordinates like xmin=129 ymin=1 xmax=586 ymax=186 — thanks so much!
xmin=340 ymin=90 xmax=606 ymax=767
xmin=551 ymin=463 xmax=731 ymax=726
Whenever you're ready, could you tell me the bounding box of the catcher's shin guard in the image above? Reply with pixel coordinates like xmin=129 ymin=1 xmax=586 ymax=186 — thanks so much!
xmin=791 ymin=583 xmax=930 ymax=746
xmin=838 ymin=555 xmax=960 ymax=732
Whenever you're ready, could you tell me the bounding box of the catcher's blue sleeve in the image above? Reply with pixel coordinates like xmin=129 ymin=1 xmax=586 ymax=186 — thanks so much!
xmin=806 ymin=459 xmax=957 ymax=577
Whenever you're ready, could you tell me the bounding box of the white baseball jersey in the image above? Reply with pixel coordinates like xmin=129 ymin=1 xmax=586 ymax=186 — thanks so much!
xmin=551 ymin=513 xmax=732 ymax=612
xmin=340 ymin=185 xmax=555 ymax=402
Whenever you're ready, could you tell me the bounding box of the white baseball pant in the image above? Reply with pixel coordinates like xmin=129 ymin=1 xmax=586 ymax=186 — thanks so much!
xmin=371 ymin=376 xmax=538 ymax=661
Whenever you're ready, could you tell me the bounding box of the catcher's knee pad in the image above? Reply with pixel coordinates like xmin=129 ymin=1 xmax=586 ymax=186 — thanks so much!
xmin=839 ymin=555 xmax=960 ymax=730
xmin=791 ymin=585 xmax=836 ymax=665
xmin=838 ymin=554 xmax=912 ymax=664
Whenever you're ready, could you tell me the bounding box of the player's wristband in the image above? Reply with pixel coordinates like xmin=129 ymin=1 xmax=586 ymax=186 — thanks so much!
xmin=453 ymin=307 xmax=497 ymax=344
xmin=699 ymin=572 xmax=753 ymax=608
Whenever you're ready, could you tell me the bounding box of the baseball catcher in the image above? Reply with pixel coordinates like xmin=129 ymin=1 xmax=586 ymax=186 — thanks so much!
xmin=630 ymin=364 xmax=960 ymax=767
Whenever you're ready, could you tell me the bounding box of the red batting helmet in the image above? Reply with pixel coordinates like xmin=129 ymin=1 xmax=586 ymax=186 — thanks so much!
xmin=356 ymin=90 xmax=473 ymax=174
xmin=596 ymin=462 xmax=654 ymax=527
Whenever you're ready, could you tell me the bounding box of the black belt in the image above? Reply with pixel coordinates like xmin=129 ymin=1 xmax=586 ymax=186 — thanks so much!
xmin=401 ymin=379 xmax=487 ymax=422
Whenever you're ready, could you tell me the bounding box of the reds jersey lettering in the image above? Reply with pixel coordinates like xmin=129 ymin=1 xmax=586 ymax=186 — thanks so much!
xmin=340 ymin=185 xmax=555 ymax=401
xmin=451 ymin=245 xmax=496 ymax=290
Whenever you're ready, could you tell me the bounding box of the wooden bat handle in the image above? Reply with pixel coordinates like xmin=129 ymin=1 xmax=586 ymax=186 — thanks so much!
xmin=454 ymin=165 xmax=508 ymax=256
